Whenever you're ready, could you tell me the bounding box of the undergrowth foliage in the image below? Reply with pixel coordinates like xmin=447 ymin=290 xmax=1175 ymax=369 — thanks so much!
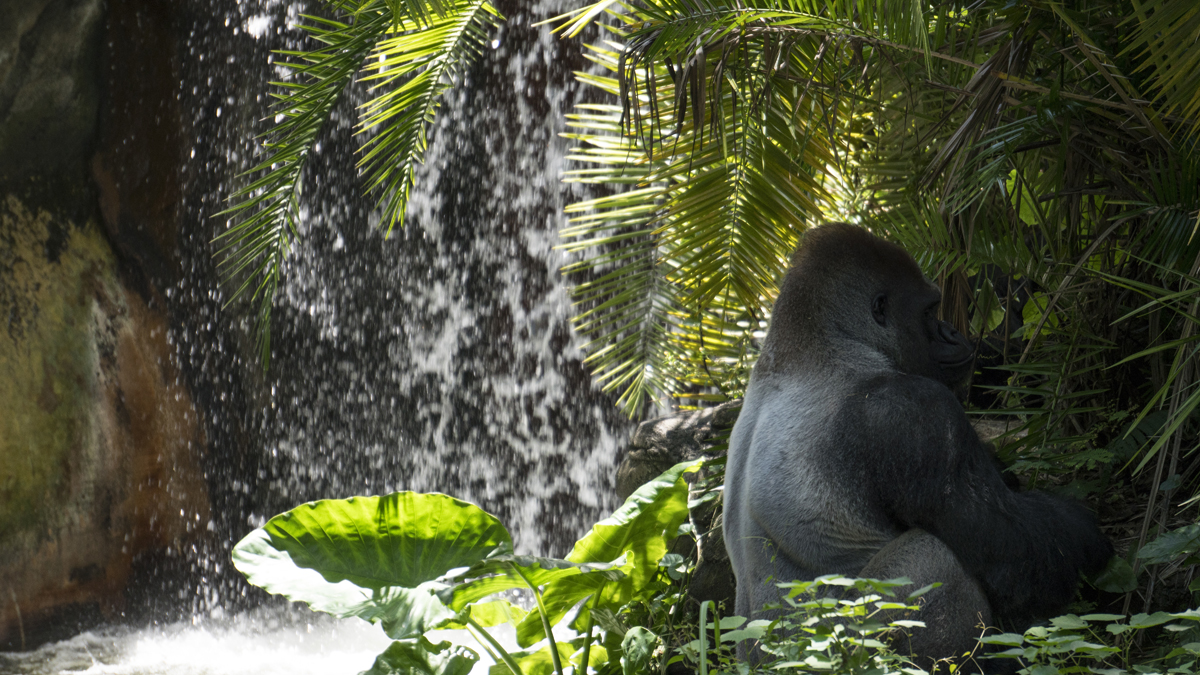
xmin=233 ymin=458 xmax=1200 ymax=674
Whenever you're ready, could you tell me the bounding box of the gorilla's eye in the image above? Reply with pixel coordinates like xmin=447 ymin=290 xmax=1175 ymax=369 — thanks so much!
xmin=872 ymin=294 xmax=887 ymax=327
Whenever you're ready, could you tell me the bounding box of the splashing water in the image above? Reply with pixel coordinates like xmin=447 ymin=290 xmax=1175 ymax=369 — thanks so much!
xmin=0 ymin=613 xmax=392 ymax=675
xmin=173 ymin=0 xmax=631 ymax=589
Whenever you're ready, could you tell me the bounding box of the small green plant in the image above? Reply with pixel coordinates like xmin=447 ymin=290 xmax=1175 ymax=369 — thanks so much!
xmin=673 ymin=576 xmax=940 ymax=675
xmin=579 ymin=549 xmax=698 ymax=675
xmin=232 ymin=459 xmax=703 ymax=675
xmin=673 ymin=579 xmax=1200 ymax=675
xmin=981 ymin=611 xmax=1200 ymax=674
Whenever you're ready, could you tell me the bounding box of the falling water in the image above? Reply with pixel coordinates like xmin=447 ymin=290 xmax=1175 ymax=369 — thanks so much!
xmin=181 ymin=0 xmax=631 ymax=565
xmin=2 ymin=0 xmax=633 ymax=670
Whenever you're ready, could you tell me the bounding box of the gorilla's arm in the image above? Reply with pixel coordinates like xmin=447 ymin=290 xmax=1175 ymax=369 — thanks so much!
xmin=851 ymin=376 xmax=1113 ymax=622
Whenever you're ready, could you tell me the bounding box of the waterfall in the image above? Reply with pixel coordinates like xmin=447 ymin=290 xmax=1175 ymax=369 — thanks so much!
xmin=173 ymin=0 xmax=632 ymax=608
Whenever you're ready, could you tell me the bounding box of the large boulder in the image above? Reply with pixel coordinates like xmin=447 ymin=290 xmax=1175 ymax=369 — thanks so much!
xmin=615 ymin=402 xmax=741 ymax=502
xmin=0 ymin=196 xmax=210 ymax=650
xmin=616 ymin=401 xmax=740 ymax=610
xmin=0 ymin=0 xmax=103 ymax=194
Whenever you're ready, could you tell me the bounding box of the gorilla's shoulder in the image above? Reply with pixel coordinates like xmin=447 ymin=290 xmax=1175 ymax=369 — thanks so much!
xmin=842 ymin=373 xmax=975 ymax=443
xmin=852 ymin=372 xmax=967 ymax=414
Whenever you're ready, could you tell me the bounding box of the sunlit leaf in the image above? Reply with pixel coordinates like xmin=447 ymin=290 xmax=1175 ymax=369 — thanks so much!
xmin=515 ymin=459 xmax=701 ymax=646
xmin=232 ymin=492 xmax=511 ymax=636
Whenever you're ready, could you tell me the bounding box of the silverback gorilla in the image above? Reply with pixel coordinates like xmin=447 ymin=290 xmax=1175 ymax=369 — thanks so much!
xmin=723 ymin=224 xmax=1112 ymax=668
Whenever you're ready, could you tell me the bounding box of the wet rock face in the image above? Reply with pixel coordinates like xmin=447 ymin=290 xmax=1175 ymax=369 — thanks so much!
xmin=92 ymin=0 xmax=185 ymax=292
xmin=0 ymin=0 xmax=210 ymax=651
xmin=0 ymin=197 xmax=210 ymax=650
xmin=616 ymin=402 xmax=741 ymax=502
xmin=0 ymin=0 xmax=104 ymax=202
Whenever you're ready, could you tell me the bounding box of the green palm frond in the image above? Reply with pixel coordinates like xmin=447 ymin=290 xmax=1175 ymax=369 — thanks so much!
xmin=358 ymin=2 xmax=502 ymax=231
xmin=561 ymin=48 xmax=683 ymax=415
xmin=1124 ymin=0 xmax=1200 ymax=134
xmin=556 ymin=0 xmax=966 ymax=413
xmin=218 ymin=8 xmax=390 ymax=364
xmin=561 ymin=5 xmax=863 ymax=413
xmin=379 ymin=0 xmax=450 ymax=25
xmin=555 ymin=0 xmax=956 ymax=413
xmin=218 ymin=0 xmax=499 ymax=365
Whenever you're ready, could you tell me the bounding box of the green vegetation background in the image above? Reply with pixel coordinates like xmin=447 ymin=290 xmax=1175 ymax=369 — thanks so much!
xmin=219 ymin=0 xmax=1200 ymax=672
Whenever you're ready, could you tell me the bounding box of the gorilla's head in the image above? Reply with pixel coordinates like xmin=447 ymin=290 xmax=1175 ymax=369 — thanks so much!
xmin=762 ymin=223 xmax=974 ymax=391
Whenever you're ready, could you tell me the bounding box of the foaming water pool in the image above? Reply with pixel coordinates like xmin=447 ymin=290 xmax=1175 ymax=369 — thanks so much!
xmin=0 ymin=611 xmax=515 ymax=675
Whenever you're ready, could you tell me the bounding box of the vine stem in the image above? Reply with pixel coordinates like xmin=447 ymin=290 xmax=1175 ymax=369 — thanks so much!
xmin=512 ymin=564 xmax=565 ymax=675
xmin=579 ymin=584 xmax=606 ymax=675
xmin=465 ymin=615 xmax=523 ymax=675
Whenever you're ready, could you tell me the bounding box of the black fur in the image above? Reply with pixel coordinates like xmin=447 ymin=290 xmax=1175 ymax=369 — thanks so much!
xmin=723 ymin=223 xmax=1112 ymax=666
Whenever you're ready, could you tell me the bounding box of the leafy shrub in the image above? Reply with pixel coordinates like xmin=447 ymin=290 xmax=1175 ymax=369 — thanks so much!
xmin=675 ymin=577 xmax=941 ymax=675
xmin=232 ymin=460 xmax=703 ymax=675
xmin=980 ymin=611 xmax=1200 ymax=675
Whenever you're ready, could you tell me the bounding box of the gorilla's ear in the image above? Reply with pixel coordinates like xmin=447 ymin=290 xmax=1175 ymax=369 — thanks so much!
xmin=872 ymin=294 xmax=888 ymax=327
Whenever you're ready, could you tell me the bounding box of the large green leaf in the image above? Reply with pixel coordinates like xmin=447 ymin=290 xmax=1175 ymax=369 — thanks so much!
xmin=441 ymin=554 xmax=626 ymax=611
xmin=1092 ymin=556 xmax=1138 ymax=594
xmin=620 ymin=627 xmax=659 ymax=675
xmin=567 ymin=459 xmax=699 ymax=566
xmin=515 ymin=459 xmax=701 ymax=647
xmin=361 ymin=637 xmax=478 ymax=675
xmin=1138 ymin=524 xmax=1200 ymax=564
xmin=232 ymin=492 xmax=512 ymax=635
xmin=439 ymin=599 xmax=528 ymax=629
xmin=372 ymin=585 xmax=460 ymax=640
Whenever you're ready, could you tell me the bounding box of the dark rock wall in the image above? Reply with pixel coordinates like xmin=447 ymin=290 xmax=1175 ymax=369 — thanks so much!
xmin=91 ymin=0 xmax=186 ymax=293
xmin=0 ymin=0 xmax=211 ymax=650
xmin=0 ymin=0 xmax=102 ymax=205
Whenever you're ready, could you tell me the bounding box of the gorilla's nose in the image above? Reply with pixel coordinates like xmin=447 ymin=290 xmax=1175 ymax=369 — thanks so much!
xmin=939 ymin=321 xmax=960 ymax=342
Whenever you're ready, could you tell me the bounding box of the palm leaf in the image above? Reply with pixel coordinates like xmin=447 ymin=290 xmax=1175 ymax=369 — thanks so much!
xmin=358 ymin=1 xmax=502 ymax=233
xmin=218 ymin=9 xmax=391 ymax=364
xmin=1123 ymin=0 xmax=1200 ymax=135
xmin=561 ymin=5 xmax=864 ymax=413
xmin=218 ymin=0 xmax=499 ymax=365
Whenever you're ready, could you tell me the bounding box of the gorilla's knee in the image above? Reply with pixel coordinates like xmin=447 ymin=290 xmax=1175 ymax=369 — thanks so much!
xmin=859 ymin=530 xmax=994 ymax=672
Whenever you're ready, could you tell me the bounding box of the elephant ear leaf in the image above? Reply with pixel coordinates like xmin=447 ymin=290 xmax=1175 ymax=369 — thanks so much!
xmin=233 ymin=492 xmax=512 ymax=638
xmin=567 ymin=459 xmax=701 ymax=569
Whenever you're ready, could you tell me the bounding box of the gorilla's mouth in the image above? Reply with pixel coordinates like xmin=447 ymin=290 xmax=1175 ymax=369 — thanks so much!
xmin=940 ymin=354 xmax=975 ymax=370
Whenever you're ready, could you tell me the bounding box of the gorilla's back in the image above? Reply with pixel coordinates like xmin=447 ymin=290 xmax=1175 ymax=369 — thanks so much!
xmin=725 ymin=370 xmax=899 ymax=601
